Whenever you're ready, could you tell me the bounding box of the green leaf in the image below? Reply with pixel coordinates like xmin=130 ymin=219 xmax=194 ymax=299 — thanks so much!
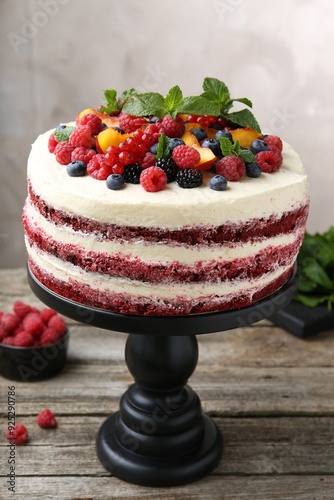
xmin=156 ymin=134 xmax=170 ymax=159
xmin=100 ymin=89 xmax=119 ymax=113
xmin=164 ymin=85 xmax=183 ymax=119
xmin=294 ymin=293 xmax=331 ymax=308
xmin=227 ymin=109 xmax=261 ymax=132
xmin=218 ymin=137 xmax=233 ymax=156
xmin=202 ymin=77 xmax=230 ymax=100
xmin=177 ymin=96 xmax=220 ymax=116
xmin=119 ymin=88 xmax=137 ymax=107
xmin=122 ymin=92 xmax=167 ymax=118
xmin=231 ymin=97 xmax=253 ymax=108
xmin=232 ymin=140 xmax=241 ymax=155
xmin=298 ymin=272 xmax=318 ymax=292
xmin=302 ymin=257 xmax=333 ymax=290
xmin=238 ymin=149 xmax=256 ymax=163
xmin=54 ymin=125 xmax=76 ymax=142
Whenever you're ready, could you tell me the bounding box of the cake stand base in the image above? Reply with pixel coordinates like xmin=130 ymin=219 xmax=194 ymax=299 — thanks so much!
xmin=27 ymin=264 xmax=298 ymax=487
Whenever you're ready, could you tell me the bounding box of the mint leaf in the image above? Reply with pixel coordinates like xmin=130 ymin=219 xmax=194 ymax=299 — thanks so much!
xmin=218 ymin=137 xmax=233 ymax=156
xmin=238 ymin=149 xmax=256 ymax=163
xmin=294 ymin=293 xmax=331 ymax=308
xmin=100 ymin=89 xmax=119 ymax=113
xmin=303 ymin=258 xmax=333 ymax=290
xmin=122 ymin=92 xmax=166 ymax=118
xmin=54 ymin=125 xmax=76 ymax=142
xmin=227 ymin=109 xmax=261 ymax=132
xmin=202 ymin=77 xmax=230 ymax=100
xmin=177 ymin=96 xmax=220 ymax=116
xmin=156 ymin=134 xmax=171 ymax=159
xmin=231 ymin=97 xmax=253 ymax=108
xmin=165 ymin=85 xmax=183 ymax=119
xmin=119 ymin=88 xmax=137 ymax=107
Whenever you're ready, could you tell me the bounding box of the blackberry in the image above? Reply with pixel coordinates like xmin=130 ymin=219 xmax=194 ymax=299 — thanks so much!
xmin=156 ymin=158 xmax=178 ymax=183
xmin=176 ymin=168 xmax=203 ymax=189
xmin=123 ymin=163 xmax=142 ymax=184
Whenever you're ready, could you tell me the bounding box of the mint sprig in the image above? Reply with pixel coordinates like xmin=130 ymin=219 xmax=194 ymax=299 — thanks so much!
xmin=54 ymin=125 xmax=76 ymax=142
xmin=122 ymin=77 xmax=261 ymax=132
xmin=100 ymin=87 xmax=137 ymax=114
xmin=295 ymin=227 xmax=334 ymax=310
xmin=155 ymin=134 xmax=171 ymax=159
xmin=218 ymin=137 xmax=256 ymax=163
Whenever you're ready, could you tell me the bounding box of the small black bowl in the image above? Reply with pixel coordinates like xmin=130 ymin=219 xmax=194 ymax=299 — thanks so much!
xmin=0 ymin=331 xmax=69 ymax=382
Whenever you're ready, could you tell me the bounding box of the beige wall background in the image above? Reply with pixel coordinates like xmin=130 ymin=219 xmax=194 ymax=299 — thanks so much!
xmin=1 ymin=0 xmax=333 ymax=268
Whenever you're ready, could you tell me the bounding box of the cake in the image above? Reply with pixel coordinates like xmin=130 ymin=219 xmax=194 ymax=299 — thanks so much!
xmin=23 ymin=78 xmax=309 ymax=316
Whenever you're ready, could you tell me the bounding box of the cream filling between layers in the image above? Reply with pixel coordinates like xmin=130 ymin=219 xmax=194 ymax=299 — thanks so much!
xmin=27 ymin=240 xmax=295 ymax=300
xmin=27 ymin=127 xmax=309 ymax=228
xmin=25 ymin=200 xmax=303 ymax=265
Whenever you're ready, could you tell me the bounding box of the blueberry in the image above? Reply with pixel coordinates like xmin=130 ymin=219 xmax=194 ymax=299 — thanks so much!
xmin=149 ymin=116 xmax=160 ymax=123
xmin=66 ymin=161 xmax=87 ymax=177
xmin=149 ymin=142 xmax=159 ymax=155
xmin=215 ymin=129 xmax=232 ymax=141
xmin=56 ymin=124 xmax=66 ymax=131
xmin=112 ymin=126 xmax=124 ymax=134
xmin=201 ymin=139 xmax=222 ymax=157
xmin=191 ymin=128 xmax=207 ymax=142
xmin=209 ymin=175 xmax=227 ymax=191
xmin=106 ymin=174 xmax=125 ymax=190
xmin=250 ymin=139 xmax=268 ymax=154
xmin=169 ymin=138 xmax=185 ymax=152
xmin=246 ymin=162 xmax=262 ymax=178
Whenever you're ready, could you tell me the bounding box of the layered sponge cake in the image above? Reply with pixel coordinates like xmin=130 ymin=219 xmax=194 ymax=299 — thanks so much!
xmin=23 ymin=78 xmax=309 ymax=316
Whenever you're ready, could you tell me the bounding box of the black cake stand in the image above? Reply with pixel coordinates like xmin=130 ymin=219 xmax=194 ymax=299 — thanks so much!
xmin=28 ymin=265 xmax=298 ymax=487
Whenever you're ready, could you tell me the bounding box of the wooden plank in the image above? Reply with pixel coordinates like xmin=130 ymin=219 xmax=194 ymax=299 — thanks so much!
xmin=5 ymin=475 xmax=334 ymax=500
xmin=1 ymin=416 xmax=334 ymax=476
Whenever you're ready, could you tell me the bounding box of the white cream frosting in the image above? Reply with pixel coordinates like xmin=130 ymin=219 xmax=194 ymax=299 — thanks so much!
xmin=27 ymin=127 xmax=309 ymax=228
xmin=25 ymin=200 xmax=303 ymax=265
xmin=27 ymin=240 xmax=295 ymax=300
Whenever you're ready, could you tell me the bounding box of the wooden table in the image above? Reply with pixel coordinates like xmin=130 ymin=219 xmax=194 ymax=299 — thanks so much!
xmin=1 ymin=269 xmax=334 ymax=499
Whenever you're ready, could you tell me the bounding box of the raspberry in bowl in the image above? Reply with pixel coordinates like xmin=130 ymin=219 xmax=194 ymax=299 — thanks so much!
xmin=0 ymin=301 xmax=68 ymax=382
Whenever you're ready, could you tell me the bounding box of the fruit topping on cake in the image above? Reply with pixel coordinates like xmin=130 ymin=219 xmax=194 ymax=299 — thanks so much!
xmin=48 ymin=77 xmax=284 ymax=192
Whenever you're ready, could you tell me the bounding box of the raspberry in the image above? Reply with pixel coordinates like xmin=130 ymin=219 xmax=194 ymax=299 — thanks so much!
xmin=141 ymin=152 xmax=156 ymax=170
xmin=0 ymin=327 xmax=8 ymax=341
xmin=1 ymin=313 xmax=20 ymax=332
xmin=13 ymin=301 xmax=32 ymax=319
xmin=54 ymin=142 xmax=76 ymax=165
xmin=256 ymin=146 xmax=282 ymax=173
xmin=172 ymin=145 xmax=201 ymax=169
xmin=78 ymin=112 xmax=103 ymax=135
xmin=40 ymin=327 xmax=62 ymax=345
xmin=69 ymin=125 xmax=96 ymax=149
xmin=36 ymin=408 xmax=57 ymax=428
xmin=48 ymin=133 xmax=58 ymax=153
xmin=156 ymin=158 xmax=178 ymax=182
xmin=6 ymin=423 xmax=28 ymax=445
xmin=175 ymin=168 xmax=203 ymax=188
xmin=71 ymin=147 xmax=96 ymax=164
xmin=215 ymin=156 xmax=246 ymax=181
xmin=48 ymin=315 xmax=67 ymax=334
xmin=262 ymin=134 xmax=283 ymax=152
xmin=159 ymin=115 xmax=185 ymax=138
xmin=14 ymin=331 xmax=35 ymax=347
xmin=123 ymin=164 xmax=142 ymax=184
xmin=23 ymin=312 xmax=45 ymax=338
xmin=119 ymin=113 xmax=147 ymax=133
xmin=2 ymin=336 xmax=16 ymax=346
xmin=87 ymin=154 xmax=112 ymax=180
xmin=140 ymin=166 xmax=167 ymax=192
xmin=40 ymin=308 xmax=57 ymax=324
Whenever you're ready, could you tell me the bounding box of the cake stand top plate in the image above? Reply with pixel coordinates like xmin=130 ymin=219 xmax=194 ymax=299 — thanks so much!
xmin=27 ymin=264 xmax=298 ymax=336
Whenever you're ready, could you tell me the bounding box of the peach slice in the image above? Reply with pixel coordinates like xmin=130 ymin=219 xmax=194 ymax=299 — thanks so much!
xmin=97 ymin=128 xmax=132 ymax=153
xmin=76 ymin=108 xmax=120 ymax=128
xmin=230 ymin=127 xmax=262 ymax=148
xmin=181 ymin=131 xmax=216 ymax=170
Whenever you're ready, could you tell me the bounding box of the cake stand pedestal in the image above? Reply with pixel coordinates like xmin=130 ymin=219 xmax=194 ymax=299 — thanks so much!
xmin=28 ymin=265 xmax=298 ymax=487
